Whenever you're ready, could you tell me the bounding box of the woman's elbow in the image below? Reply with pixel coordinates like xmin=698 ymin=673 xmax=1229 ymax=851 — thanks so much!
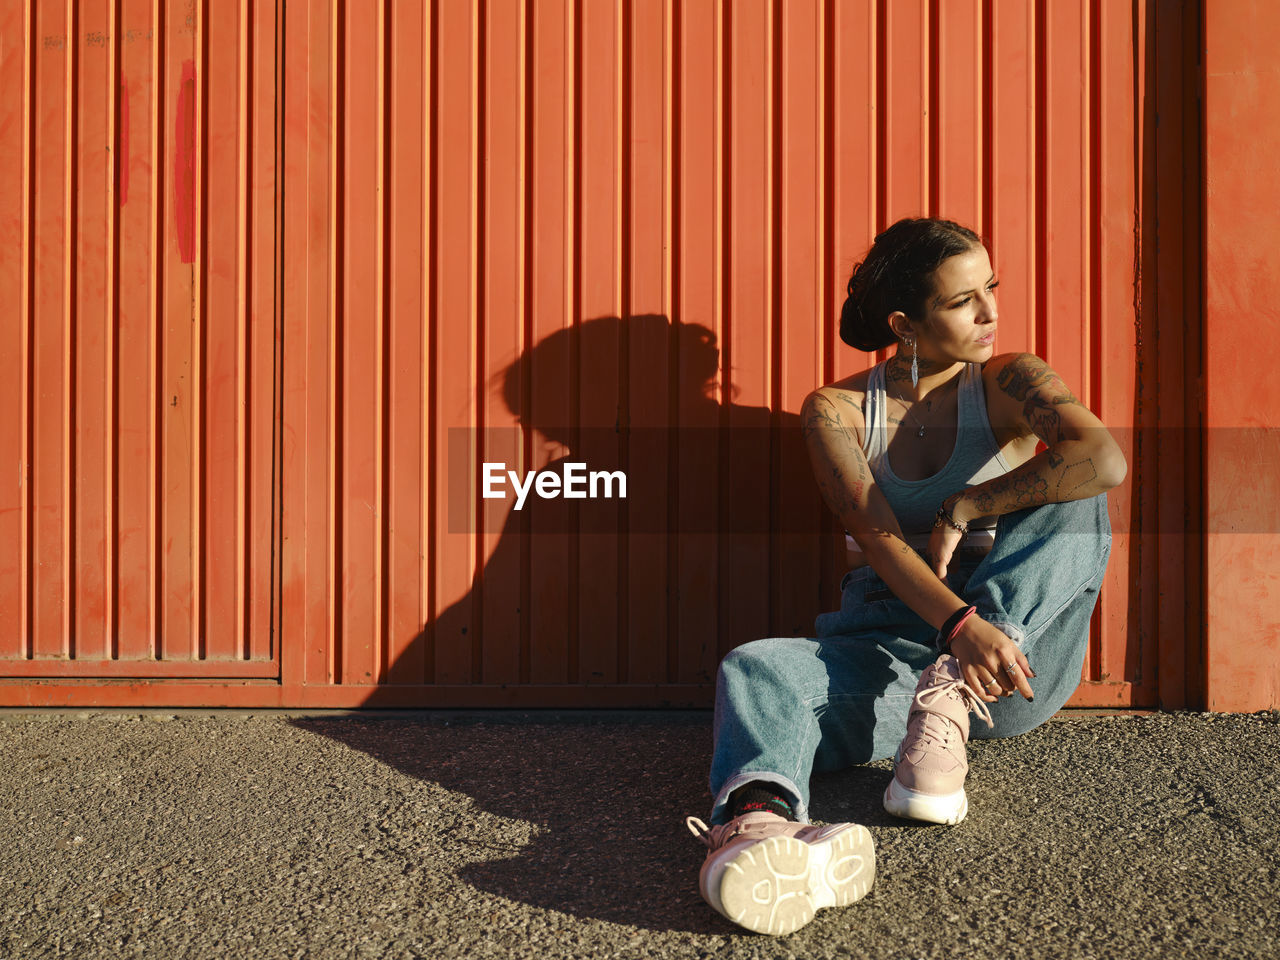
xmin=1095 ymin=439 xmax=1128 ymax=490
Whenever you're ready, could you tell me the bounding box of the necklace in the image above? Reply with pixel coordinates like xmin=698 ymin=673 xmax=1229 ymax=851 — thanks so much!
xmin=890 ymin=386 xmax=927 ymax=438
xmin=889 ymin=377 xmax=957 ymax=439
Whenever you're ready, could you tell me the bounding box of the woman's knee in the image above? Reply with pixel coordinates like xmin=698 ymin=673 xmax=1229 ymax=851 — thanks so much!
xmin=716 ymin=638 xmax=807 ymax=689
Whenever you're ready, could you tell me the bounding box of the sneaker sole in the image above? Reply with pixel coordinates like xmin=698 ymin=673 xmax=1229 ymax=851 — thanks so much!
xmin=716 ymin=824 xmax=875 ymax=936
xmin=882 ymin=776 xmax=968 ymax=825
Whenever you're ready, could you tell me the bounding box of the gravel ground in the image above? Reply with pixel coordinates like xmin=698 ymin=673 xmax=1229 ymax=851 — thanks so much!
xmin=1 ymin=709 xmax=1277 ymax=960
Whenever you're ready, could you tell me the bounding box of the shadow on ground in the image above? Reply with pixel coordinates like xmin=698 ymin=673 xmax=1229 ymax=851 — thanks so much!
xmin=290 ymin=713 xmax=897 ymax=935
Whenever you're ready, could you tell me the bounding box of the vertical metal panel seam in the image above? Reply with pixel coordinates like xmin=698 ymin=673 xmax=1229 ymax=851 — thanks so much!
xmin=665 ymin=0 xmax=678 ymax=683
xmin=820 ymin=0 xmax=834 ymax=386
xmin=423 ymin=0 xmax=438 ymax=684
xmin=195 ymin=0 xmax=207 ymax=658
xmin=819 ymin=0 xmax=835 ymax=597
xmin=473 ymin=0 xmax=489 ymax=683
xmin=871 ymin=0 xmax=885 ymax=367
xmin=66 ymin=0 xmax=79 ymax=656
xmin=1085 ymin=0 xmax=1102 ymax=681
xmin=100 ymin=0 xmax=119 ymax=657
xmin=815 ymin=0 xmax=827 ymax=375
xmin=615 ymin=0 xmax=631 ymax=683
xmin=271 ymin=0 xmax=284 ymax=663
xmin=615 ymin=0 xmax=625 ymax=325
xmin=237 ymin=0 xmax=252 ymax=660
xmin=981 ymin=0 xmax=993 ymax=240
xmin=1088 ymin=0 xmax=1103 ymax=413
xmin=768 ymin=0 xmax=783 ymax=632
xmin=377 ymin=0 xmax=390 ymax=683
xmin=924 ymin=0 xmax=933 ymax=216
xmin=715 ymin=0 xmax=731 ymax=658
xmin=927 ymin=0 xmax=940 ymax=214
xmin=1195 ymin=0 xmax=1208 ymax=708
xmin=1033 ymin=0 xmax=1046 ymax=358
xmin=151 ymin=0 xmax=164 ymax=659
xmin=568 ymin=0 xmax=583 ymax=685
xmin=470 ymin=0 xmax=483 ymax=687
xmin=1188 ymin=0 xmax=1205 ymax=707
xmin=513 ymin=0 xmax=531 ymax=685
xmin=478 ymin=0 xmax=493 ymax=684
xmin=519 ymin=0 xmax=534 ymax=685
xmin=21 ymin=0 xmax=34 ymax=657
xmin=109 ymin=0 xmax=122 ymax=660
xmin=1131 ymin=0 xmax=1148 ymax=676
xmin=1077 ymin=0 xmax=1091 ymax=408
xmin=1133 ymin=0 xmax=1150 ymax=699
xmin=1088 ymin=0 xmax=1104 ymax=681
xmin=874 ymin=0 xmax=887 ymax=230
xmin=329 ymin=0 xmax=344 ymax=684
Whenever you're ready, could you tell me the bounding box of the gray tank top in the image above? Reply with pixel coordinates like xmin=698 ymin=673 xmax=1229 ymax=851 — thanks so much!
xmin=849 ymin=361 xmax=1012 ymax=550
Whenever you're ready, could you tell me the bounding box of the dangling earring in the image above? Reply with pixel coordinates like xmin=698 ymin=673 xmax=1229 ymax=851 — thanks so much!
xmin=909 ymin=337 xmax=919 ymax=388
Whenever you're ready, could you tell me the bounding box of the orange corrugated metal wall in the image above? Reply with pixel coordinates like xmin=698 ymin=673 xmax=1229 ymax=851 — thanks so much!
xmin=0 ymin=0 xmax=281 ymax=687
xmin=1 ymin=0 xmax=1200 ymax=709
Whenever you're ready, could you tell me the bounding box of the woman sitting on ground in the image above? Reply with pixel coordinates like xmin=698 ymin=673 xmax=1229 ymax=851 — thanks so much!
xmin=685 ymin=216 xmax=1126 ymax=936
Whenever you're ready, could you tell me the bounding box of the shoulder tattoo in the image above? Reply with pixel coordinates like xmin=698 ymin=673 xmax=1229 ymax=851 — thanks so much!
xmin=995 ymin=354 xmax=1084 ymax=444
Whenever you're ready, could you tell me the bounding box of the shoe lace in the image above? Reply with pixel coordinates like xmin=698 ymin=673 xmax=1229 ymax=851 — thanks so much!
xmin=686 ymin=816 xmax=714 ymax=847
xmin=685 ymin=814 xmax=783 ymax=851
xmin=912 ymin=675 xmax=995 ymax=747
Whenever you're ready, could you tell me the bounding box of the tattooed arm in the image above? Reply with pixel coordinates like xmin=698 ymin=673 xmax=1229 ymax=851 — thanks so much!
xmin=945 ymin=353 xmax=1126 ymax=528
xmin=800 ymin=387 xmax=1023 ymax=667
xmin=926 ymin=352 xmax=1125 ymax=588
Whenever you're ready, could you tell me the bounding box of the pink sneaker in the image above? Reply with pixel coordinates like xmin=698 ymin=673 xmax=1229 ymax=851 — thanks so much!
xmin=685 ymin=811 xmax=875 ymax=936
xmin=883 ymin=654 xmax=994 ymax=824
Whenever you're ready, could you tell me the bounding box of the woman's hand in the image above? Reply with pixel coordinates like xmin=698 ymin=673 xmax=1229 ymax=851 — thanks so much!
xmin=927 ymin=492 xmax=972 ymax=580
xmin=949 ymin=615 xmax=1036 ymax=702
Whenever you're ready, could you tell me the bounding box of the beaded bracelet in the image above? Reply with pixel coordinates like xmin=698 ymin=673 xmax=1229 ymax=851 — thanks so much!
xmin=934 ymin=504 xmax=969 ymax=534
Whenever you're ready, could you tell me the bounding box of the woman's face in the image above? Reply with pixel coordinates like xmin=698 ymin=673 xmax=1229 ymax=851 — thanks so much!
xmin=912 ymin=244 xmax=998 ymax=365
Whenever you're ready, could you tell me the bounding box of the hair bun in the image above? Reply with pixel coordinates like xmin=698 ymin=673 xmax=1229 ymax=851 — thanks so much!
xmin=838 ymin=218 xmax=982 ymax=352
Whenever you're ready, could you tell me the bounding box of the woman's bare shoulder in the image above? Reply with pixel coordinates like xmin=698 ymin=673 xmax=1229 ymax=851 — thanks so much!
xmin=979 ymin=352 xmax=1050 ymax=449
xmin=803 ymin=369 xmax=874 ymax=444
xmin=810 ymin=368 xmax=873 ymax=409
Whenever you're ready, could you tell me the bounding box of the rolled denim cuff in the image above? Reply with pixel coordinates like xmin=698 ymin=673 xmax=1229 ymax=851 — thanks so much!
xmin=987 ymin=619 xmax=1026 ymax=648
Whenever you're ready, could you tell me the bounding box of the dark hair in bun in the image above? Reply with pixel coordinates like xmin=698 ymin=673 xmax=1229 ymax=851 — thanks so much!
xmin=840 ymin=217 xmax=983 ymax=351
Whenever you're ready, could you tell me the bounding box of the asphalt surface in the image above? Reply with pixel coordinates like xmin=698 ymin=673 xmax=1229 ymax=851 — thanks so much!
xmin=1 ymin=709 xmax=1277 ymax=960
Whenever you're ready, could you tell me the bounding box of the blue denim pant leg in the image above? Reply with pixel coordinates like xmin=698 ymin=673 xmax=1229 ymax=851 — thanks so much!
xmin=706 ymin=494 xmax=1111 ymax=825
xmin=707 ymin=566 xmax=948 ymax=824
xmin=961 ymin=493 xmax=1112 ymax=739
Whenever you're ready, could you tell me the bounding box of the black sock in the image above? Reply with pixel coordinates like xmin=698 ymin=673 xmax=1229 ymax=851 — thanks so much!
xmin=730 ymin=783 xmax=796 ymax=821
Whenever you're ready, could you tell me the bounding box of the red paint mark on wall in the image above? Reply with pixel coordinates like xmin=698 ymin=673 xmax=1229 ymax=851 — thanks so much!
xmin=119 ymin=78 xmax=129 ymax=205
xmin=174 ymin=60 xmax=196 ymax=262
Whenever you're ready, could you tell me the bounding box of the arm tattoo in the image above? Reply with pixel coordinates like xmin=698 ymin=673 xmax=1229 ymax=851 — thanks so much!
xmin=966 ymin=452 xmax=1100 ymax=517
xmin=832 ymin=390 xmax=862 ymax=416
xmin=801 ymin=393 xmax=844 ymax=440
xmin=996 ymin=354 xmax=1084 ymax=445
xmin=1056 ymin=457 xmax=1098 ymax=498
xmin=802 ymin=393 xmax=870 ymax=512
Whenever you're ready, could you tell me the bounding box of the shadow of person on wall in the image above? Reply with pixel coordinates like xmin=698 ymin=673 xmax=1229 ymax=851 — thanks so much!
xmin=291 ymin=313 xmax=873 ymax=932
xmin=426 ymin=313 xmax=836 ymax=692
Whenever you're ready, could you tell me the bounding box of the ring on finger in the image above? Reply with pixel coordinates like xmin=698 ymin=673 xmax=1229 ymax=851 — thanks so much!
xmin=984 ymin=678 xmax=1002 ymax=691
xmin=1003 ymin=661 xmax=1019 ymax=675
